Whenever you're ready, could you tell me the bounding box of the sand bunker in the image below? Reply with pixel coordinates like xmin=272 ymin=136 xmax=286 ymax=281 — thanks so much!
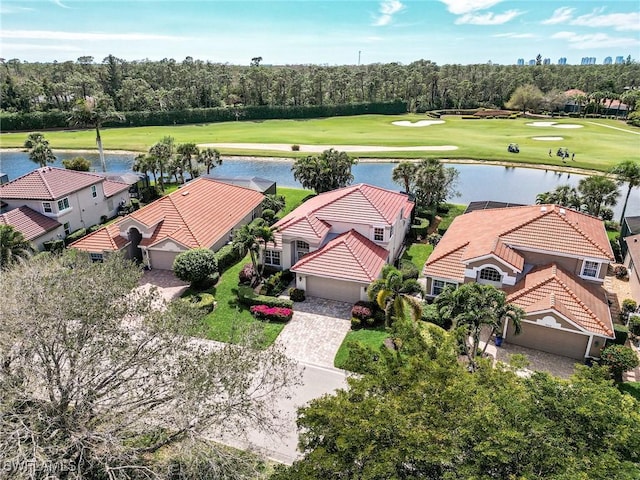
xmin=526 ymin=121 xmax=583 ymax=129
xmin=197 ymin=143 xmax=458 ymax=152
xmin=532 ymin=136 xmax=564 ymax=141
xmin=392 ymin=120 xmax=445 ymax=127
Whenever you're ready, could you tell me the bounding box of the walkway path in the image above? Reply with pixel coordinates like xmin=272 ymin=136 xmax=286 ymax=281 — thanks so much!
xmin=274 ymin=296 xmax=352 ymax=368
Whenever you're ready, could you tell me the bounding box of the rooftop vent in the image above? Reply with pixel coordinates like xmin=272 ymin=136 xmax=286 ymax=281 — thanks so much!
xmin=181 ymin=191 xmax=189 ymax=196
xmin=559 ymin=208 xmax=566 ymax=215
xmin=540 ymin=206 xmax=547 ymax=212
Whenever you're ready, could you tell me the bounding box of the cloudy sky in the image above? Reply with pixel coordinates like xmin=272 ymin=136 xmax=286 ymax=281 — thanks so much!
xmin=1 ymin=0 xmax=638 ymax=65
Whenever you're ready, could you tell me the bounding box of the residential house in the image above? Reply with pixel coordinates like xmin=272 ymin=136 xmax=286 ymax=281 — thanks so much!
xmin=620 ymin=216 xmax=640 ymax=259
xmin=0 ymin=166 xmax=130 ymax=238
xmin=208 ymin=175 xmax=277 ymax=194
xmin=423 ymin=204 xmax=615 ymax=360
xmin=70 ymin=177 xmax=264 ymax=268
xmin=266 ymin=184 xmax=414 ymax=303
xmin=623 ymin=234 xmax=640 ymax=303
xmin=0 ymin=206 xmax=64 ymax=250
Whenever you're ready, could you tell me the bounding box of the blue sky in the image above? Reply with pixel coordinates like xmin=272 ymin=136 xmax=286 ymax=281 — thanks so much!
xmin=1 ymin=0 xmax=638 ymax=65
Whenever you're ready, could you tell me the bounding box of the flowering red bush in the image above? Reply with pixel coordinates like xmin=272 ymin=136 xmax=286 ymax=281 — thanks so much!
xmin=351 ymin=301 xmax=375 ymax=321
xmin=250 ymin=304 xmax=293 ymax=322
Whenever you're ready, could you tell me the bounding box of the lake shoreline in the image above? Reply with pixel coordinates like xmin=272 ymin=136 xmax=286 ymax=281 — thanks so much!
xmin=0 ymin=148 xmax=598 ymax=177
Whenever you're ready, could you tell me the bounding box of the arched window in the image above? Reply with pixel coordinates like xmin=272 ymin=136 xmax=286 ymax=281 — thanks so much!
xmin=479 ymin=267 xmax=502 ymax=282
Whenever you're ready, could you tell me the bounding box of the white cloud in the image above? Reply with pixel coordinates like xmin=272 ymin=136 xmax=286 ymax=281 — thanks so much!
xmin=541 ymin=7 xmax=575 ymax=25
xmin=492 ymin=32 xmax=535 ymax=38
xmin=0 ymin=30 xmax=187 ymax=41
xmin=52 ymin=0 xmax=71 ymax=8
xmin=439 ymin=0 xmax=505 ymax=15
xmin=455 ymin=9 xmax=522 ymax=25
xmin=373 ymin=0 xmax=405 ymax=26
xmin=571 ymin=11 xmax=640 ymax=31
xmin=551 ymin=31 xmax=640 ymax=49
xmin=0 ymin=5 xmax=35 ymax=14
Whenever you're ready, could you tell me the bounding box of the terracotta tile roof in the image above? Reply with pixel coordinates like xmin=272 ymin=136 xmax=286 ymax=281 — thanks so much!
xmin=423 ymin=243 xmax=468 ymax=282
xmin=0 ymin=166 xmax=105 ymax=200
xmin=565 ymin=89 xmax=586 ymax=97
xmin=291 ymin=230 xmax=388 ymax=283
xmin=103 ymin=179 xmax=129 ymax=197
xmin=0 ymin=206 xmax=61 ymax=241
xmin=71 ymin=178 xmax=263 ymax=253
xmin=71 ymin=223 xmax=129 ymax=251
xmin=275 ymin=184 xmax=413 ymax=238
xmin=505 ymin=263 xmax=614 ymax=337
xmin=423 ymin=204 xmax=613 ymax=279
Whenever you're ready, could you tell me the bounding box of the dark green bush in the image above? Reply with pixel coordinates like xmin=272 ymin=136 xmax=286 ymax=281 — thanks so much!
xmin=214 ymin=244 xmax=242 ymax=273
xmin=629 ymin=315 xmax=640 ymax=337
xmin=399 ymin=260 xmax=419 ymax=280
xmin=291 ymin=144 xmax=300 ymax=151
xmin=261 ymin=270 xmax=294 ymax=296
xmin=289 ymin=288 xmax=306 ymax=302
xmin=614 ymin=324 xmax=629 ymax=345
xmin=600 ymin=344 xmax=640 ymax=381
xmin=350 ymin=317 xmax=362 ymax=329
xmin=130 ymin=198 xmax=141 ymax=210
xmin=410 ymin=217 xmax=429 ymax=239
xmin=237 ymin=286 xmax=294 ymax=309
xmin=65 ymin=228 xmax=87 ymax=246
xmin=43 ymin=239 xmax=64 ymax=253
xmin=193 ymin=292 xmax=216 ymax=313
xmin=261 ymin=209 xmax=276 ymax=224
xmin=172 ymin=248 xmax=218 ymax=288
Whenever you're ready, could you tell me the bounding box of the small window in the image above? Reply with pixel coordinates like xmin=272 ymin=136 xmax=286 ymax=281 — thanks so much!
xmin=91 ymin=185 xmax=97 ymax=198
xmin=582 ymin=260 xmax=599 ymax=278
xmin=432 ymin=280 xmax=457 ymax=296
xmin=264 ymin=250 xmax=281 ymax=266
xmin=296 ymin=240 xmax=309 ymax=250
xmin=89 ymin=252 xmax=104 ymax=262
xmin=374 ymin=227 xmax=384 ymax=241
xmin=57 ymin=197 xmax=70 ymax=211
xmin=63 ymin=222 xmax=71 ymax=235
xmin=42 ymin=202 xmax=52 ymax=213
xmin=479 ymin=267 xmax=502 ymax=282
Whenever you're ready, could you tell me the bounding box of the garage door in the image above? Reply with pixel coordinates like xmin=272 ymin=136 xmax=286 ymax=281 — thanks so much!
xmin=506 ymin=321 xmax=588 ymax=359
xmin=306 ymin=276 xmax=362 ymax=303
xmin=150 ymin=250 xmax=179 ymax=270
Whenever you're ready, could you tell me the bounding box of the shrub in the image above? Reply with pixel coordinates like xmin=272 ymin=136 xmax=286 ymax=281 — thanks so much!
xmin=600 ymin=344 xmax=640 ymax=381
xmin=215 ymin=244 xmax=242 ymax=273
xmin=289 ymin=288 xmax=306 ymax=302
xmin=100 ymin=215 xmax=108 ymax=224
xmin=172 ymin=248 xmax=219 ymax=288
xmin=614 ymin=265 xmax=628 ymax=279
xmin=65 ymin=228 xmax=87 ymax=245
xmin=237 ymin=286 xmax=294 ymax=308
xmin=421 ymin=302 xmax=451 ymax=329
xmin=261 ymin=270 xmax=293 ymax=296
xmin=622 ymin=299 xmax=638 ymax=314
xmin=250 ymin=304 xmax=293 ymax=322
xmin=351 ymin=301 xmax=375 ymax=321
xmin=614 ymin=324 xmax=629 ymax=345
xmin=427 ymin=233 xmax=442 ymax=246
xmin=410 ymin=217 xmax=429 ymax=239
xmin=291 ymin=144 xmax=300 ymax=151
xmin=261 ymin=208 xmax=276 ymax=224
xmin=238 ymin=263 xmax=256 ymax=285
xmin=43 ymin=239 xmax=64 ymax=253
xmin=192 ymin=292 xmax=216 ymax=313
xmin=629 ymin=315 xmax=640 ymax=337
xmin=399 ymin=260 xmax=419 ymax=280
xmin=350 ymin=317 xmax=362 ymax=329
xmin=130 ymin=198 xmax=141 ymax=210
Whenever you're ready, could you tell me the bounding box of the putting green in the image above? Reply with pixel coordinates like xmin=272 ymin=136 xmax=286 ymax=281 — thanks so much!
xmin=1 ymin=114 xmax=637 ymax=172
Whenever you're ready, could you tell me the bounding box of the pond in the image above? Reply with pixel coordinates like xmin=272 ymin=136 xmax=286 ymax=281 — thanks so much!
xmin=1 ymin=150 xmax=638 ymax=218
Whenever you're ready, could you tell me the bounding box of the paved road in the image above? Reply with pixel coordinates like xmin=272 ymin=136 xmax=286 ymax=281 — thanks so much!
xmin=212 ymin=360 xmax=350 ymax=464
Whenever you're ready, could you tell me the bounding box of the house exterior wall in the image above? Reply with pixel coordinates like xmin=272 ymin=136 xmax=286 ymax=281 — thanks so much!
xmin=31 ymin=225 xmax=66 ymax=251
xmin=624 ymin=253 xmax=640 ymax=302
xmin=519 ymin=250 xmax=607 ymax=282
xmin=588 ymin=336 xmax=608 ymax=357
xmin=106 ymin=190 xmax=131 ymax=218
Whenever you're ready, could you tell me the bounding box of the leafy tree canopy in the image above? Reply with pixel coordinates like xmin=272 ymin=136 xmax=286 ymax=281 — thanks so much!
xmin=291 ymin=148 xmax=357 ymax=194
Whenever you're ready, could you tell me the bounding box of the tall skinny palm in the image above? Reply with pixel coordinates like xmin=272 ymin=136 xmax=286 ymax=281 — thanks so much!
xmin=368 ymin=266 xmax=423 ymax=327
xmin=232 ymin=219 xmax=276 ymax=284
xmin=0 ymin=225 xmax=35 ymax=270
xmin=610 ymin=160 xmax=640 ymax=225
xmin=392 ymin=161 xmax=417 ymax=194
xmin=198 ymin=147 xmax=222 ymax=175
xmin=148 ymin=137 xmax=174 ymax=193
xmin=176 ymin=143 xmax=200 ymax=182
xmin=68 ymin=96 xmax=124 ymax=173
xmin=24 ymin=132 xmax=56 ymax=167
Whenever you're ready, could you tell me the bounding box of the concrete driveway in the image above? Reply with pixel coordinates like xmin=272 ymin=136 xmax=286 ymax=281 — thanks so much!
xmin=137 ymin=269 xmax=189 ymax=303
xmin=274 ymin=296 xmax=352 ymax=368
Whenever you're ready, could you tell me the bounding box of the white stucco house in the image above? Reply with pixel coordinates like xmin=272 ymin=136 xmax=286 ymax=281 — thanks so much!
xmin=265 ymin=184 xmax=414 ymax=303
xmin=0 ymin=166 xmax=130 ymax=242
xmin=70 ymin=177 xmax=264 ymax=268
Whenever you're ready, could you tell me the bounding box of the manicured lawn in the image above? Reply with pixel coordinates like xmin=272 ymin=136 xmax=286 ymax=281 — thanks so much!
xmin=277 ymin=186 xmax=314 ymax=216
xmin=401 ymin=242 xmax=433 ymax=272
xmin=437 ymin=203 xmax=467 ymax=233
xmin=184 ymin=254 xmax=285 ymax=348
xmin=2 ymin=114 xmax=638 ymax=171
xmin=607 ymin=229 xmax=620 ymax=241
xmin=334 ymin=326 xmax=390 ymax=370
xmin=619 ymin=382 xmax=640 ymax=401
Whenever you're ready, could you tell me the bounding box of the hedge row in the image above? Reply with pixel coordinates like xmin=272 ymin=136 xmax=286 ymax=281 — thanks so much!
xmin=215 ymin=244 xmax=243 ymax=274
xmin=0 ymin=101 xmax=407 ymax=131
xmin=237 ymin=286 xmax=294 ymax=309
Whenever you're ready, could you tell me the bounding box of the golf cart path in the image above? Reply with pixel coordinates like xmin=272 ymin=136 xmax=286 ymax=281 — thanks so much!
xmin=198 ymin=143 xmax=458 ymax=152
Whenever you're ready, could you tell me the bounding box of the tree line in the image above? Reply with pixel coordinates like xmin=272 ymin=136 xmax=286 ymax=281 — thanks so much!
xmin=2 ymin=55 xmax=639 ymax=115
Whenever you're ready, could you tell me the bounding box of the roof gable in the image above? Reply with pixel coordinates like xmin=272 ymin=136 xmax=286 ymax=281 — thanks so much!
xmin=0 ymin=166 xmax=105 ymax=200
xmin=291 ymin=230 xmax=388 ymax=283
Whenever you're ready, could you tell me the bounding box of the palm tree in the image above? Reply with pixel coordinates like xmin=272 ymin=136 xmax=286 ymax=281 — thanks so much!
xmin=232 ymin=219 xmax=276 ymax=284
xmin=23 ymin=132 xmax=56 ymax=167
xmin=610 ymin=160 xmax=640 ymax=225
xmin=148 ymin=137 xmax=174 ymax=192
xmin=577 ymin=175 xmax=619 ymax=218
xmin=392 ymin=161 xmax=417 ymax=193
xmin=197 ymin=147 xmax=222 ymax=175
xmin=261 ymin=194 xmax=286 ymax=213
xmin=176 ymin=142 xmax=200 ymax=182
xmin=67 ymin=95 xmax=124 ymax=172
xmin=0 ymin=225 xmax=35 ymax=270
xmin=367 ymin=265 xmax=423 ymax=327
xmin=434 ymin=282 xmax=524 ymax=371
xmin=133 ymin=153 xmax=156 ymax=188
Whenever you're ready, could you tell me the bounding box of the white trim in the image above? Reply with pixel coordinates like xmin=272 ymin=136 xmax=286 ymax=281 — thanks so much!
xmin=585 ymin=335 xmax=594 ymax=358
xmin=290 ymin=269 xmax=372 ymax=286
xmin=509 ymin=244 xmax=611 ymax=263
xmin=464 ymin=263 xmax=517 ymax=286
xmin=525 ymin=308 xmax=590 ymax=334
xmin=430 ymin=278 xmax=458 ymax=296
xmin=579 ymin=259 xmax=602 ymax=281
xmin=520 ymin=318 xmax=591 ymax=337
xmin=465 ymin=253 xmax=522 ymax=273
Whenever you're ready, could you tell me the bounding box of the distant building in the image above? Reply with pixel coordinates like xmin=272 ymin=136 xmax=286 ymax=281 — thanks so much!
xmin=528 ymin=59 xmax=536 ymax=66
xmin=558 ymin=57 xmax=567 ymax=65
xmin=543 ymin=58 xmax=551 ymax=65
xmin=581 ymin=57 xmax=596 ymax=65
xmin=517 ymin=58 xmax=525 ymax=66
xmin=615 ymin=56 xmax=625 ymax=64
xmin=604 ymin=57 xmax=612 ymax=65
